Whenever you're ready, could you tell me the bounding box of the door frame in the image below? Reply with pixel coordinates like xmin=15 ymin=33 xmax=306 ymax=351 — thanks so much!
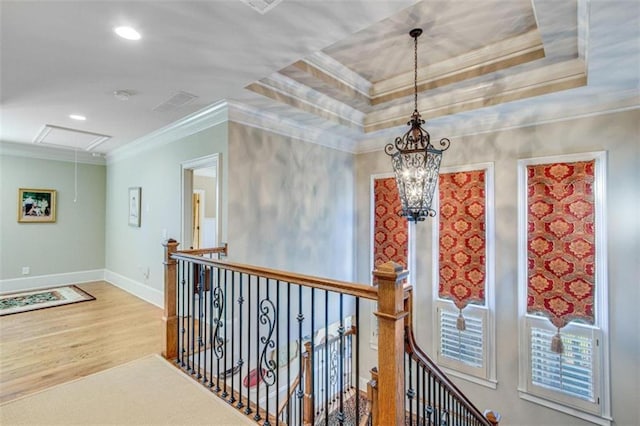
xmin=180 ymin=154 xmax=220 ymax=249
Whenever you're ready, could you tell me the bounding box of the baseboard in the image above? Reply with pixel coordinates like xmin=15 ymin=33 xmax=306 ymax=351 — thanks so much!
xmin=0 ymin=269 xmax=105 ymax=294
xmin=104 ymin=269 xmax=163 ymax=308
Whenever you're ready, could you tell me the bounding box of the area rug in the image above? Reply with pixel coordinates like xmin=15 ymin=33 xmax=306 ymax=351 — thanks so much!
xmin=316 ymin=390 xmax=369 ymax=426
xmin=0 ymin=285 xmax=95 ymax=316
xmin=0 ymin=354 xmax=255 ymax=425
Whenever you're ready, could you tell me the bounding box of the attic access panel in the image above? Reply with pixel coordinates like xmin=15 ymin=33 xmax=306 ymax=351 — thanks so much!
xmin=33 ymin=125 xmax=111 ymax=151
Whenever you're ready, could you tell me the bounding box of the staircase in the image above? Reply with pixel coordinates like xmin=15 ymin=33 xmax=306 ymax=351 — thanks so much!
xmin=162 ymin=241 xmax=498 ymax=425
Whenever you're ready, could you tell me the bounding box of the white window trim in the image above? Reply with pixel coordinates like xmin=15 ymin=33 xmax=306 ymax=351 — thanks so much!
xmin=369 ymin=173 xmax=415 ymax=350
xmin=431 ymin=163 xmax=496 ymax=387
xmin=517 ymin=151 xmax=611 ymax=423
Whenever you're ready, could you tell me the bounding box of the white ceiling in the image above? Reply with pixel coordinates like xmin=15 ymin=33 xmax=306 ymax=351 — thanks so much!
xmin=0 ymin=0 xmax=638 ymax=157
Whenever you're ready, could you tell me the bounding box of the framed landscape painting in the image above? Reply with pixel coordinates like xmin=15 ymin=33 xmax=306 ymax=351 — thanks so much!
xmin=18 ymin=188 xmax=56 ymax=223
xmin=128 ymin=187 xmax=141 ymax=227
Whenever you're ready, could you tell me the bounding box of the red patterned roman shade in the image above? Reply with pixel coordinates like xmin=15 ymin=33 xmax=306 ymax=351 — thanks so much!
xmin=526 ymin=161 xmax=596 ymax=330
xmin=438 ymin=171 xmax=486 ymax=311
xmin=373 ymin=177 xmax=408 ymax=269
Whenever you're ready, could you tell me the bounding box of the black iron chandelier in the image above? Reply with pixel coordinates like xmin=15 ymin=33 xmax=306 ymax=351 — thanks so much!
xmin=385 ymin=28 xmax=450 ymax=223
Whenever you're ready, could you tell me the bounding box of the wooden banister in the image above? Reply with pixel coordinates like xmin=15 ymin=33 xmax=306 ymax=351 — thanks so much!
xmin=162 ymin=239 xmax=179 ymax=360
xmin=171 ymin=252 xmax=378 ymax=301
xmin=178 ymin=243 xmax=227 ymax=256
xmin=372 ymin=261 xmax=409 ymax=426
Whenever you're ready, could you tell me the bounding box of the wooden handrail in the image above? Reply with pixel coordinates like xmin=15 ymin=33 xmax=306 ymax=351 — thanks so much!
xmin=178 ymin=243 xmax=227 ymax=256
xmin=171 ymin=252 xmax=378 ymax=301
xmin=405 ymin=327 xmax=492 ymax=426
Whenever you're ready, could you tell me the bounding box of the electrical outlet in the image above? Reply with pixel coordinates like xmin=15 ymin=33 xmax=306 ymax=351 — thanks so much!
xmin=22 ymin=266 xmax=30 ymax=275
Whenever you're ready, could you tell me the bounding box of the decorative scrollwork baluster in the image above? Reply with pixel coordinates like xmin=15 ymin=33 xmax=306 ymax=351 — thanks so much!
xmin=258 ymin=298 xmax=277 ymax=387
xmin=212 ymin=286 xmax=225 ymax=361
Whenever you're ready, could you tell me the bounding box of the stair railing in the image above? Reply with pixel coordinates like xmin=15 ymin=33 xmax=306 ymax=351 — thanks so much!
xmin=163 ymin=239 xmax=374 ymax=426
xmin=371 ymin=260 xmax=499 ymax=426
xmin=163 ymin=241 xmax=497 ymax=425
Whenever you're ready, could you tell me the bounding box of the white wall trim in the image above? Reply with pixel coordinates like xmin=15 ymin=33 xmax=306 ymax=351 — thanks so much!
xmin=0 ymin=269 xmax=105 ymax=294
xmin=516 ymin=151 xmax=610 ymax=420
xmin=303 ymin=52 xmax=373 ymax=97
xmin=356 ymin=91 xmax=640 ymax=154
xmin=104 ymin=269 xmax=163 ymax=308
xmin=0 ymin=141 xmax=106 ymax=165
xmin=227 ymin=100 xmax=358 ymax=153
xmin=431 ymin=163 xmax=496 ymax=384
xmin=106 ymin=100 xmax=229 ymax=165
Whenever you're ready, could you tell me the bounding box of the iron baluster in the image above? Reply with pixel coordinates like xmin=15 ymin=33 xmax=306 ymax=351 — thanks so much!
xmin=297 ymin=285 xmax=304 ymax=426
xmin=229 ymin=270 xmax=236 ymax=403
xmin=253 ymin=276 xmax=262 ymax=421
xmin=355 ymin=297 xmax=360 ymax=425
xmin=337 ymin=293 xmax=345 ymax=426
xmin=237 ymin=272 xmax=245 ymax=410
xmin=258 ymin=278 xmax=277 ymax=425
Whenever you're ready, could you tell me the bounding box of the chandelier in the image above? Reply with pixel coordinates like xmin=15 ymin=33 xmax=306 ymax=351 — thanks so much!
xmin=385 ymin=28 xmax=450 ymax=222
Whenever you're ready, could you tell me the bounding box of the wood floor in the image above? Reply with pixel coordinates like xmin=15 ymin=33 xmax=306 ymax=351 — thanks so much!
xmin=0 ymin=281 xmax=163 ymax=403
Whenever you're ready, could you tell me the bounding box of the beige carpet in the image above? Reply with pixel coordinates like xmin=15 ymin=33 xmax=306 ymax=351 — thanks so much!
xmin=0 ymin=355 xmax=255 ymax=425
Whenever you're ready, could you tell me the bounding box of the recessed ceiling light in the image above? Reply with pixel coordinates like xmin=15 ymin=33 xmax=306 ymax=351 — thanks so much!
xmin=69 ymin=114 xmax=86 ymax=121
xmin=114 ymin=26 xmax=141 ymax=41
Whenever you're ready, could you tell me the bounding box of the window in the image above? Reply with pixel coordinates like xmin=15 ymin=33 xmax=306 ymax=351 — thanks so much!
xmin=369 ymin=174 xmax=412 ymax=349
xmin=432 ymin=163 xmax=495 ymax=387
xmin=517 ymin=152 xmax=610 ymax=424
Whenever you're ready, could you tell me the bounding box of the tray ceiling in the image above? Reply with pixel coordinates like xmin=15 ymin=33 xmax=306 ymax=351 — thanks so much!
xmin=246 ymin=0 xmax=591 ymax=135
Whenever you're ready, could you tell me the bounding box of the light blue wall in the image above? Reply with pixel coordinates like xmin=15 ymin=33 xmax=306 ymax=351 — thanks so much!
xmin=0 ymin=155 xmax=106 ymax=281
xmin=104 ymin=123 xmax=228 ymax=293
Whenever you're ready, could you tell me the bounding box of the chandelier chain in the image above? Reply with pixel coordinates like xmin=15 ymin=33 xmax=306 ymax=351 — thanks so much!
xmin=414 ymin=33 xmax=418 ymax=113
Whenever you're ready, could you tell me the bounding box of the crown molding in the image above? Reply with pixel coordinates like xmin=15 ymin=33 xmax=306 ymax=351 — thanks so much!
xmin=301 ymin=51 xmax=372 ymax=97
xmin=364 ymin=58 xmax=587 ymax=132
xmin=356 ymin=88 xmax=640 ymax=153
xmin=0 ymin=140 xmax=106 ymax=165
xmin=227 ymin=100 xmax=358 ymax=153
xmin=247 ymin=73 xmax=365 ymax=130
xmin=106 ymin=100 xmax=229 ymax=164
xmin=371 ymin=30 xmax=545 ymax=104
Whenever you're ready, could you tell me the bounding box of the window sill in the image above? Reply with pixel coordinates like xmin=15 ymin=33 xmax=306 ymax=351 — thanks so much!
xmin=440 ymin=366 xmax=497 ymax=390
xmin=518 ymin=390 xmax=612 ymax=426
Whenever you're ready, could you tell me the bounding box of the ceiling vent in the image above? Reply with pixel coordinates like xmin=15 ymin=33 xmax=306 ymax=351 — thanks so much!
xmin=240 ymin=0 xmax=283 ymax=14
xmin=153 ymin=91 xmax=199 ymax=112
xmin=33 ymin=125 xmax=111 ymax=151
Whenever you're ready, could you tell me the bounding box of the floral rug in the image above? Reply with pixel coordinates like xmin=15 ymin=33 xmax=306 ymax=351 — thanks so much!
xmin=0 ymin=285 xmax=95 ymax=316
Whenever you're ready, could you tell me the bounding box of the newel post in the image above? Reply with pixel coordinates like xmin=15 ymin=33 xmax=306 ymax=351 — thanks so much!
xmin=162 ymin=239 xmax=179 ymax=360
xmin=373 ymin=261 xmax=409 ymax=426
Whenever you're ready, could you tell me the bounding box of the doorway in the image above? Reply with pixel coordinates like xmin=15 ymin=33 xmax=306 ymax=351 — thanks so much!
xmin=181 ymin=154 xmax=220 ymax=250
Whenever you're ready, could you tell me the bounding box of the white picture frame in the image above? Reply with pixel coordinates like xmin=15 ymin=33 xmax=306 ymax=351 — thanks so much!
xmin=128 ymin=187 xmax=141 ymax=227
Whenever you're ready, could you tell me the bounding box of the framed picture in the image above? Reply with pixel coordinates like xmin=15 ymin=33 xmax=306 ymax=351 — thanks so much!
xmin=18 ymin=188 xmax=56 ymax=223
xmin=128 ymin=187 xmax=141 ymax=227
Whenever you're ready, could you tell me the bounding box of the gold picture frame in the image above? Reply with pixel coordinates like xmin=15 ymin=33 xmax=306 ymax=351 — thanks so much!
xmin=18 ymin=188 xmax=57 ymax=223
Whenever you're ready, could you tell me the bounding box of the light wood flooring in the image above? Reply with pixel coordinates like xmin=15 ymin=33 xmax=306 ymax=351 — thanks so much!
xmin=0 ymin=281 xmax=163 ymax=403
